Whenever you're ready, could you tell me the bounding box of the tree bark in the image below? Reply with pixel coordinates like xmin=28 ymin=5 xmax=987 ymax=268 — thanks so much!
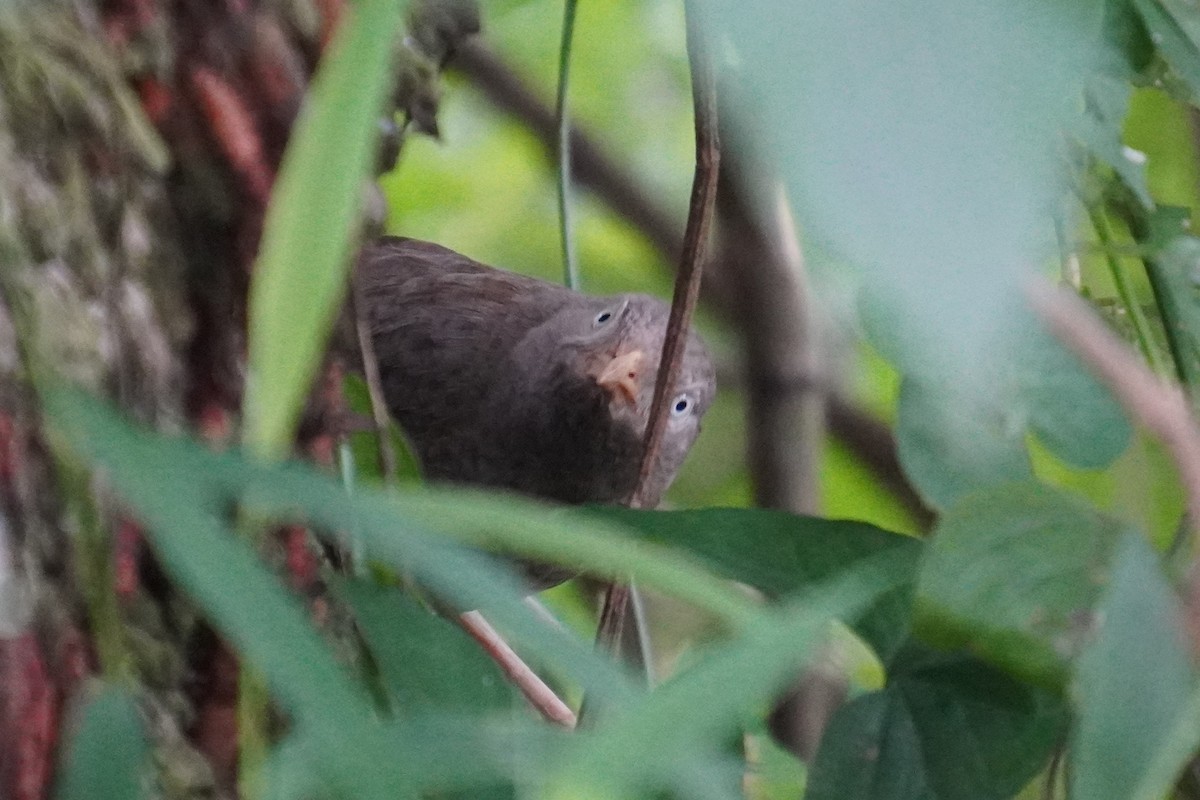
xmin=0 ymin=3 xmax=330 ymax=797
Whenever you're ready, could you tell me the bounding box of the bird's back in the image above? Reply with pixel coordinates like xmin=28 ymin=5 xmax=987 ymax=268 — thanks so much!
xmin=356 ymin=237 xmax=571 ymax=479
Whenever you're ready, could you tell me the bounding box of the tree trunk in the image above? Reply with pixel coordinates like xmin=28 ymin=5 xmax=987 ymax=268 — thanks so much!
xmin=0 ymin=3 xmax=334 ymax=797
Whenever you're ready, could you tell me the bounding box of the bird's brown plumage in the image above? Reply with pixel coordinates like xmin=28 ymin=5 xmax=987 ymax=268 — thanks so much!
xmin=357 ymin=237 xmax=715 ymax=581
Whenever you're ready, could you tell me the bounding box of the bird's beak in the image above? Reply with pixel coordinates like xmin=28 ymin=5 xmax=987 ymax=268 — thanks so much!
xmin=592 ymin=349 xmax=645 ymax=407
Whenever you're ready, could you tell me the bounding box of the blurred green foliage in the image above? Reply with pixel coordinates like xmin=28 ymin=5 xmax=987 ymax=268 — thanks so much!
xmin=46 ymin=0 xmax=1200 ymax=798
xmin=380 ymin=0 xmax=928 ymax=533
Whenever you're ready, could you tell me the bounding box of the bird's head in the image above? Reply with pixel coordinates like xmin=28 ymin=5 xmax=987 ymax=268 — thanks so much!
xmin=513 ymin=292 xmax=715 ymax=503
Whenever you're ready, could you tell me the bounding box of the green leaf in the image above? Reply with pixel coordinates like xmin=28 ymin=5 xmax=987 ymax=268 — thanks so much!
xmin=1132 ymin=0 xmax=1200 ymax=102
xmin=884 ymin=309 xmax=1131 ymax=510
xmin=550 ymin=550 xmax=908 ymax=798
xmin=1075 ymin=0 xmax=1154 ymax=210
xmin=707 ymin=0 xmax=1131 ymax=509
xmin=589 ymin=506 xmax=921 ymax=662
xmin=243 ymin=0 xmax=406 ymax=459
xmin=56 ymin=685 xmax=149 ymax=800
xmin=52 ymin=418 xmax=423 ymax=798
xmin=914 ymin=483 xmax=1129 ymax=687
xmin=1070 ymin=532 xmax=1199 ymax=800
xmin=893 ymin=378 xmax=1035 ymax=511
xmin=806 ymin=645 xmax=1066 ymax=800
xmin=47 ymin=390 xmax=923 ymax=799
xmin=45 ymin=387 xmax=641 ymax=709
xmin=338 ymin=578 xmax=516 ymax=713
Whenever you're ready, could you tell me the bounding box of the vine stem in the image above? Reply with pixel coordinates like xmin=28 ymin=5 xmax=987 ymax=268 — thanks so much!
xmin=556 ymin=0 xmax=580 ymax=290
xmin=590 ymin=0 xmax=720 ymax=683
xmin=1087 ymin=206 xmax=1169 ymax=376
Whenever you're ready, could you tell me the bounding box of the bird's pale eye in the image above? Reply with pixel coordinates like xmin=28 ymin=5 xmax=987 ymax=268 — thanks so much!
xmin=670 ymin=394 xmax=692 ymax=417
xmin=594 ymin=309 xmax=615 ymax=327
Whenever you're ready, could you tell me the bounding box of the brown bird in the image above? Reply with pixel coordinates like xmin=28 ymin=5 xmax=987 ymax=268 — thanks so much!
xmin=357 ymin=237 xmax=715 ymax=583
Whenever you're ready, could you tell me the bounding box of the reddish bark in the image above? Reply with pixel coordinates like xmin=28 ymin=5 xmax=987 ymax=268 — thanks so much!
xmin=0 ymin=635 xmax=59 ymax=800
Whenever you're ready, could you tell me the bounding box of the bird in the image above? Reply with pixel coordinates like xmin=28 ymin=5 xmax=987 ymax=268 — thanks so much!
xmin=356 ymin=237 xmax=716 ymax=586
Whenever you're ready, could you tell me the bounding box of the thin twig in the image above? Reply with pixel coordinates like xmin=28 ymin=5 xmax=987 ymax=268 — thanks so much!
xmin=555 ymin=0 xmax=580 ymax=290
xmin=633 ymin=0 xmax=720 ymax=509
xmin=458 ymin=610 xmax=576 ymax=728
xmin=591 ymin=0 xmax=720 ymax=676
xmin=350 ymin=276 xmax=399 ymax=484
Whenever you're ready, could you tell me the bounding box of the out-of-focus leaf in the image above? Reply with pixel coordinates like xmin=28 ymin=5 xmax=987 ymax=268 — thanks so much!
xmin=893 ymin=378 xmax=1035 ymax=511
xmin=56 ymin=684 xmax=148 ymax=800
xmin=875 ymin=302 xmax=1131 ymax=510
xmin=588 ymin=506 xmax=920 ymax=662
xmin=261 ymin=735 xmax=325 ymax=800
xmin=914 ymin=483 xmax=1128 ymax=688
xmin=48 ymin=400 xmax=427 ymax=799
xmin=49 ymin=391 xmax=916 ymax=800
xmin=745 ymin=727 xmax=806 ymax=800
xmin=550 ymin=550 xmax=907 ymax=798
xmin=46 ymin=388 xmax=648 ymax=707
xmin=1070 ymin=533 xmax=1199 ymax=800
xmin=1076 ymin=0 xmax=1154 ymax=210
xmin=709 ymin=0 xmax=1131 ymax=510
xmin=806 ymin=645 xmax=1066 ymax=800
xmin=243 ymin=0 xmax=406 ymax=459
xmin=274 ymin=717 xmax=566 ymax=799
xmin=48 ymin=388 xmax=759 ymax=633
xmin=1132 ymin=0 xmax=1200 ymax=102
xmin=338 ymin=578 xmax=515 ymax=713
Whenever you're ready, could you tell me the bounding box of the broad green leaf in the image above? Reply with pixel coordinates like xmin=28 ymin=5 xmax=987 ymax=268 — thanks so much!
xmin=338 ymin=578 xmax=516 ymax=713
xmin=550 ymin=550 xmax=908 ymax=798
xmin=1070 ymin=532 xmax=1198 ymax=800
xmin=262 ymin=735 xmax=325 ymax=800
xmin=914 ymin=483 xmax=1128 ymax=687
xmin=874 ymin=303 xmax=1131 ymax=510
xmin=893 ymin=378 xmax=1034 ymax=512
xmin=806 ymin=645 xmax=1066 ymax=800
xmin=243 ymin=0 xmax=406 ymax=458
xmin=589 ymin=506 xmax=921 ymax=662
xmin=56 ymin=685 xmax=149 ymax=800
xmin=708 ymin=0 xmax=1131 ymax=509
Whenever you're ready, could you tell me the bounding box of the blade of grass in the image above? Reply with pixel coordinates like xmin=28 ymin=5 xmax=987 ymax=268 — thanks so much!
xmin=556 ymin=0 xmax=580 ymax=290
xmin=1086 ymin=205 xmax=1170 ymax=376
xmin=243 ymin=0 xmax=407 ymax=460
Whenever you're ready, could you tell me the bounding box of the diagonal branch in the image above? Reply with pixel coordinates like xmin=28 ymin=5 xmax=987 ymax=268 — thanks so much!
xmin=458 ymin=610 xmax=576 ymax=728
xmin=591 ymin=0 xmax=720 ymax=672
